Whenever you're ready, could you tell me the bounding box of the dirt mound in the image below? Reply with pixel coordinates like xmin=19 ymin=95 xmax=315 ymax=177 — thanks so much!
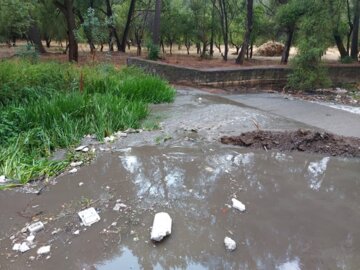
xmin=221 ymin=129 xmax=360 ymax=157
xmin=255 ymin=41 xmax=284 ymax=57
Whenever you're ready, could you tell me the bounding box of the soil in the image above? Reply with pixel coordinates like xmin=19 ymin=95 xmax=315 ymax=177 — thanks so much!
xmin=221 ymin=129 xmax=360 ymax=158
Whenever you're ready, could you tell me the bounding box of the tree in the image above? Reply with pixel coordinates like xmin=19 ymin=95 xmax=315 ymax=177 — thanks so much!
xmin=153 ymin=0 xmax=162 ymax=45
xmin=236 ymin=0 xmax=253 ymax=64
xmin=351 ymin=0 xmax=360 ymax=60
xmin=120 ymin=0 xmax=136 ymax=52
xmin=53 ymin=0 xmax=78 ymax=62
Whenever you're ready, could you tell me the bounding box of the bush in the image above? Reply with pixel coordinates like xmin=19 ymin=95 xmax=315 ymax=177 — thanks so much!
xmin=0 ymin=60 xmax=175 ymax=187
xmin=146 ymin=41 xmax=160 ymax=60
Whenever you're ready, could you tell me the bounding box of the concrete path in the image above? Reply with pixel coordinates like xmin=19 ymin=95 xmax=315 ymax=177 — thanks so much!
xmin=226 ymin=93 xmax=360 ymax=138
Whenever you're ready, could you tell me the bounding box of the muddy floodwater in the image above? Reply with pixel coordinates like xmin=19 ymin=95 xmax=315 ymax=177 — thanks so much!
xmin=1 ymin=89 xmax=360 ymax=270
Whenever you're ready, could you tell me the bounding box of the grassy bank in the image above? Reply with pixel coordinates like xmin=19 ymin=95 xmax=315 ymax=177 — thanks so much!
xmin=0 ymin=60 xmax=175 ymax=189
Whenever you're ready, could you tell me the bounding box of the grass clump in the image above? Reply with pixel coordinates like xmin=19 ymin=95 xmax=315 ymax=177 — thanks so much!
xmin=0 ymin=59 xmax=175 ymax=188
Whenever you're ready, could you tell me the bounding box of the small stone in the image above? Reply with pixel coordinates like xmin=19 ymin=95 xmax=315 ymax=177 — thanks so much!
xmin=37 ymin=245 xmax=51 ymax=255
xmin=150 ymin=212 xmax=172 ymax=242
xmin=232 ymin=198 xmax=246 ymax=212
xmin=69 ymin=168 xmax=78 ymax=174
xmin=73 ymin=230 xmax=80 ymax=235
xmin=27 ymin=221 xmax=44 ymax=234
xmin=70 ymin=161 xmax=83 ymax=167
xmin=224 ymin=237 xmax=237 ymax=251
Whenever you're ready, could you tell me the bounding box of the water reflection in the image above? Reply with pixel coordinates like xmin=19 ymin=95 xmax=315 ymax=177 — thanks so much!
xmin=97 ymin=144 xmax=360 ymax=270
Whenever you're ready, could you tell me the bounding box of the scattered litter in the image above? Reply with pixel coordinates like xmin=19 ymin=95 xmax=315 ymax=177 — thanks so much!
xmin=29 ymin=256 xmax=35 ymax=261
xmin=75 ymin=145 xmax=88 ymax=152
xmin=26 ymin=235 xmax=35 ymax=243
xmin=125 ymin=128 xmax=137 ymax=134
xmin=224 ymin=237 xmax=237 ymax=251
xmin=78 ymin=182 xmax=84 ymax=187
xmin=19 ymin=242 xmax=31 ymax=253
xmin=73 ymin=230 xmax=80 ymax=235
xmin=12 ymin=243 xmax=21 ymax=251
xmin=111 ymin=222 xmax=117 ymax=227
xmin=99 ymin=147 xmax=110 ymax=151
xmin=82 ymin=147 xmax=89 ymax=152
xmin=104 ymin=135 xmax=116 ymax=143
xmin=51 ymin=228 xmax=61 ymax=235
xmin=0 ymin=175 xmax=6 ymax=183
xmin=70 ymin=161 xmax=83 ymax=167
xmin=69 ymin=168 xmax=78 ymax=174
xmin=78 ymin=207 xmax=101 ymax=226
xmin=37 ymin=245 xmax=51 ymax=255
xmin=27 ymin=221 xmax=44 ymax=234
xmin=150 ymin=212 xmax=172 ymax=242
xmin=232 ymin=198 xmax=246 ymax=212
xmin=115 ymin=131 xmax=128 ymax=138
xmin=205 ymin=166 xmax=214 ymax=172
xmin=113 ymin=203 xmax=127 ymax=211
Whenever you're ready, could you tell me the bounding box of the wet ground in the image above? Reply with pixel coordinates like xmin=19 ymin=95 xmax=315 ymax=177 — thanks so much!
xmin=1 ymin=89 xmax=360 ymax=270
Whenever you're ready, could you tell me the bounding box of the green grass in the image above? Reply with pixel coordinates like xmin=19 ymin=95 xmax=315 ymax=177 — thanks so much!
xmin=0 ymin=59 xmax=175 ymax=189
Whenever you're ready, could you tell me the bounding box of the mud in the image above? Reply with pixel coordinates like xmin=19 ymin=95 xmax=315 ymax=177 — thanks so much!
xmin=221 ymin=129 xmax=360 ymax=158
xmin=1 ymin=89 xmax=360 ymax=270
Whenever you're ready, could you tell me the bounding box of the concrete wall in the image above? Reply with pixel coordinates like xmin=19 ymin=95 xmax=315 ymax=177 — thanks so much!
xmin=127 ymin=57 xmax=360 ymax=89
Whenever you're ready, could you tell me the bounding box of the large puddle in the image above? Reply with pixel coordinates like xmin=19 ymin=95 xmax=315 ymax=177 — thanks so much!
xmin=2 ymin=141 xmax=359 ymax=269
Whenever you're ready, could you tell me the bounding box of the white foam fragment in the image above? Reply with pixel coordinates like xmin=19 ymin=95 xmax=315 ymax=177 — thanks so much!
xmin=78 ymin=207 xmax=100 ymax=226
xmin=224 ymin=237 xmax=237 ymax=251
xmin=12 ymin=243 xmax=21 ymax=251
xmin=19 ymin=242 xmax=30 ymax=253
xmin=232 ymin=198 xmax=246 ymax=212
xmin=104 ymin=135 xmax=116 ymax=143
xmin=27 ymin=221 xmax=44 ymax=234
xmin=37 ymin=245 xmax=51 ymax=255
xmin=69 ymin=168 xmax=78 ymax=174
xmin=75 ymin=145 xmax=88 ymax=151
xmin=0 ymin=175 xmax=6 ymax=183
xmin=150 ymin=212 xmax=172 ymax=242
xmin=113 ymin=203 xmax=127 ymax=211
xmin=26 ymin=235 xmax=35 ymax=243
xmin=70 ymin=161 xmax=83 ymax=167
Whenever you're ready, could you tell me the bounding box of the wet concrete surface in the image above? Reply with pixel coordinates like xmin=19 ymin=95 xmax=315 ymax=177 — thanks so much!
xmin=226 ymin=93 xmax=360 ymax=138
xmin=1 ymin=89 xmax=360 ymax=270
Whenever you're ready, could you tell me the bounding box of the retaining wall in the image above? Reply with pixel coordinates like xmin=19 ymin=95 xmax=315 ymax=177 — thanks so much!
xmin=127 ymin=57 xmax=360 ymax=89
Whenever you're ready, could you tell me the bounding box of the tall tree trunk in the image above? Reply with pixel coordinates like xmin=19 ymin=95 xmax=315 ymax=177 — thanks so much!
xmin=351 ymin=0 xmax=359 ymax=60
xmin=281 ymin=27 xmax=294 ymax=64
xmin=54 ymin=0 xmax=78 ymax=62
xmin=153 ymin=0 xmax=162 ymax=45
xmin=105 ymin=0 xmax=122 ymax=51
xmin=210 ymin=1 xmax=215 ymax=56
xmin=120 ymin=0 xmax=136 ymax=52
xmin=334 ymin=34 xmax=348 ymax=58
xmin=218 ymin=0 xmax=229 ymax=61
xmin=27 ymin=24 xmax=46 ymax=53
xmin=236 ymin=0 xmax=253 ymax=64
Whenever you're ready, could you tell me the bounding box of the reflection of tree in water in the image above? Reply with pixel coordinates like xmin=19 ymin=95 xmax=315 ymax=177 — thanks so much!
xmin=115 ymin=145 xmax=360 ymax=270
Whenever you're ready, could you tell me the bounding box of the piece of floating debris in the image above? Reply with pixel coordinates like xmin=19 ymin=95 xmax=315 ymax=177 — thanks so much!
xmin=78 ymin=207 xmax=100 ymax=226
xmin=104 ymin=135 xmax=116 ymax=143
xmin=70 ymin=161 xmax=83 ymax=167
xmin=232 ymin=198 xmax=246 ymax=212
xmin=113 ymin=203 xmax=127 ymax=211
xmin=150 ymin=212 xmax=172 ymax=242
xmin=27 ymin=221 xmax=44 ymax=234
xmin=69 ymin=168 xmax=78 ymax=174
xmin=0 ymin=175 xmax=6 ymax=183
xmin=37 ymin=245 xmax=51 ymax=255
xmin=224 ymin=237 xmax=237 ymax=251
xmin=75 ymin=145 xmax=88 ymax=152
